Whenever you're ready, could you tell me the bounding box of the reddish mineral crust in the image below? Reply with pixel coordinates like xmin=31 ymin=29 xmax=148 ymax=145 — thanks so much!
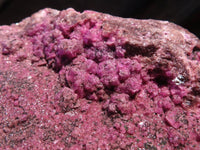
xmin=0 ymin=8 xmax=200 ymax=149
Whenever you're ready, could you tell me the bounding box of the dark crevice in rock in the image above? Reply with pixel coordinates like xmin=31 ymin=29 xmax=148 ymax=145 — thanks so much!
xmin=191 ymin=85 xmax=200 ymax=96
xmin=148 ymin=68 xmax=171 ymax=87
xmin=187 ymin=45 xmax=200 ymax=61
xmin=104 ymin=87 xmax=115 ymax=96
xmin=108 ymin=45 xmax=116 ymax=52
xmin=192 ymin=46 xmax=200 ymax=53
xmin=130 ymin=93 xmax=137 ymax=100
xmin=154 ymin=75 xmax=169 ymax=87
xmin=123 ymin=43 xmax=158 ymax=57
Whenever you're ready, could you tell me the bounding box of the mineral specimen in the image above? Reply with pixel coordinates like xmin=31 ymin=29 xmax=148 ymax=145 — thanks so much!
xmin=0 ymin=8 xmax=200 ymax=149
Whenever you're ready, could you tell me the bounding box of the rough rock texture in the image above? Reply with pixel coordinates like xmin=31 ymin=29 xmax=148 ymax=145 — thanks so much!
xmin=0 ymin=8 xmax=200 ymax=149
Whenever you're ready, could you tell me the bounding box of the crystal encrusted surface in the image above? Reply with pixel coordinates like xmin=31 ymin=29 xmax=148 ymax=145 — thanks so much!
xmin=0 ymin=8 xmax=200 ymax=149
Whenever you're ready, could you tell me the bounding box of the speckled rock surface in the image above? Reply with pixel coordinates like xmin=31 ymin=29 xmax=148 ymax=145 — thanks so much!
xmin=0 ymin=8 xmax=200 ymax=149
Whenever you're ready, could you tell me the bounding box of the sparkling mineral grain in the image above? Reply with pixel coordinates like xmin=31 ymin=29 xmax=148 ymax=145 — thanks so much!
xmin=0 ymin=8 xmax=200 ymax=149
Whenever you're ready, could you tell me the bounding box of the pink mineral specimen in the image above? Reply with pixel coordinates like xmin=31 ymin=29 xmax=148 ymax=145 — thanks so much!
xmin=0 ymin=8 xmax=200 ymax=149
